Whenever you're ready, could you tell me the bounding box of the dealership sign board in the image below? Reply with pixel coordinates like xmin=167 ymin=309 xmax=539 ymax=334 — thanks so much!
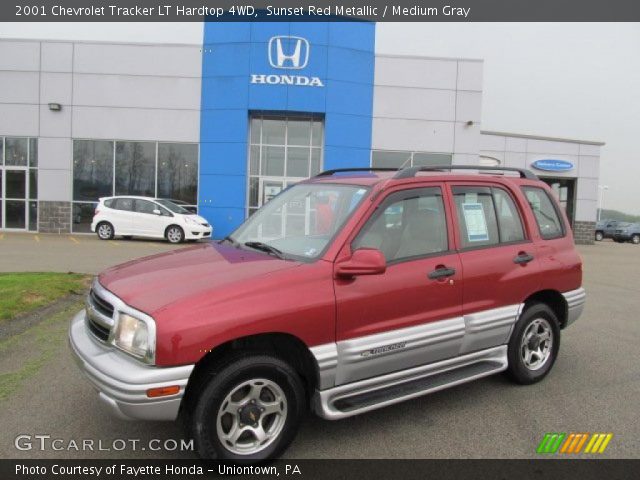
xmin=251 ymin=36 xmax=324 ymax=87
xmin=531 ymin=159 xmax=574 ymax=172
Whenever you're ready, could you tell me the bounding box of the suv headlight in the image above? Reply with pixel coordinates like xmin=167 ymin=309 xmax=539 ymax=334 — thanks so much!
xmin=112 ymin=312 xmax=156 ymax=364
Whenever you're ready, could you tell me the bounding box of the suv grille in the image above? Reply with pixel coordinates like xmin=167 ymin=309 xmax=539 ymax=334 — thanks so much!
xmin=86 ymin=288 xmax=114 ymax=342
xmin=90 ymin=289 xmax=114 ymax=317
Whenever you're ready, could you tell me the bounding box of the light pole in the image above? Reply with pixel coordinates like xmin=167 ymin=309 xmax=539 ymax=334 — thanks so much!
xmin=597 ymin=185 xmax=609 ymax=222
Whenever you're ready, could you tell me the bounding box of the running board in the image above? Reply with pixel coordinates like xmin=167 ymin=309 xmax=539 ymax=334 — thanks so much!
xmin=313 ymin=345 xmax=508 ymax=420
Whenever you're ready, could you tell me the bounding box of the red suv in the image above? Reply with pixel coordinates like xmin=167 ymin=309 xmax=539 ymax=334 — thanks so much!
xmin=70 ymin=166 xmax=585 ymax=461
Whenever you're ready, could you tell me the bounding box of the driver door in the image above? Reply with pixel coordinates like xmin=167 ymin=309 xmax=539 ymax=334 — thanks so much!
xmin=334 ymin=185 xmax=464 ymax=385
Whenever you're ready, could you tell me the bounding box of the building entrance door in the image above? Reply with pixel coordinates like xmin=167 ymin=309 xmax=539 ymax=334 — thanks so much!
xmin=541 ymin=177 xmax=576 ymax=227
xmin=2 ymin=168 xmax=28 ymax=230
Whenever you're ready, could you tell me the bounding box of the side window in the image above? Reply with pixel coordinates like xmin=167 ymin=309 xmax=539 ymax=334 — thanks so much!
xmin=134 ymin=199 xmax=157 ymax=215
xmin=103 ymin=199 xmax=113 ymax=208
xmin=113 ymin=198 xmax=133 ymax=211
xmin=353 ymin=187 xmax=448 ymax=262
xmin=452 ymin=186 xmax=500 ymax=248
xmin=522 ymin=187 xmax=565 ymax=239
xmin=493 ymin=188 xmax=525 ymax=243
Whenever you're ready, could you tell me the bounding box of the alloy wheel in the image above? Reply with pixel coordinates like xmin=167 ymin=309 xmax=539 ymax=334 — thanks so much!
xmin=520 ymin=318 xmax=553 ymax=371
xmin=216 ymin=378 xmax=287 ymax=456
xmin=98 ymin=224 xmax=112 ymax=239
xmin=167 ymin=227 xmax=183 ymax=243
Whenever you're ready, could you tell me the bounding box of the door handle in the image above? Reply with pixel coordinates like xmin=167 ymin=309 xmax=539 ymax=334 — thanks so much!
xmin=513 ymin=252 xmax=534 ymax=264
xmin=428 ymin=266 xmax=456 ymax=280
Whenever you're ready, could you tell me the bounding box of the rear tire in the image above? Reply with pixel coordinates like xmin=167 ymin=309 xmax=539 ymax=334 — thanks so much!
xmin=594 ymin=231 xmax=604 ymax=241
xmin=166 ymin=225 xmax=184 ymax=244
xmin=96 ymin=222 xmax=114 ymax=240
xmin=188 ymin=355 xmax=305 ymax=462
xmin=506 ymin=303 xmax=560 ymax=385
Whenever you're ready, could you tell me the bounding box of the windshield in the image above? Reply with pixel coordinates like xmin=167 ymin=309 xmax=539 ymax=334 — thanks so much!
xmin=230 ymin=183 xmax=369 ymax=260
xmin=155 ymin=199 xmax=190 ymax=214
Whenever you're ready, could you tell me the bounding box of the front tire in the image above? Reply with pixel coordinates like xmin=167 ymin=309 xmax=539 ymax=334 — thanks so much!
xmin=595 ymin=231 xmax=604 ymax=241
xmin=96 ymin=222 xmax=114 ymax=240
xmin=506 ymin=303 xmax=560 ymax=385
xmin=189 ymin=355 xmax=305 ymax=462
xmin=166 ymin=225 xmax=184 ymax=244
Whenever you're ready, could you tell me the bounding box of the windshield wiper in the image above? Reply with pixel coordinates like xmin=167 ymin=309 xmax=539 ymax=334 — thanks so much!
xmin=243 ymin=241 xmax=285 ymax=259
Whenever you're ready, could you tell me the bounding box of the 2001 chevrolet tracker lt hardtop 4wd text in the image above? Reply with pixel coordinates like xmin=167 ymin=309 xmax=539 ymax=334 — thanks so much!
xmin=69 ymin=166 xmax=586 ymax=461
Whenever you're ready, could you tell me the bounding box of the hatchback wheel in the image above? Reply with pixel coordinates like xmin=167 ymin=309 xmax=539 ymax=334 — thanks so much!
xmin=166 ymin=225 xmax=184 ymax=244
xmin=96 ymin=222 xmax=114 ymax=240
xmin=632 ymin=234 xmax=640 ymax=245
xmin=506 ymin=303 xmax=560 ymax=384
xmin=189 ymin=355 xmax=305 ymax=461
xmin=594 ymin=231 xmax=604 ymax=241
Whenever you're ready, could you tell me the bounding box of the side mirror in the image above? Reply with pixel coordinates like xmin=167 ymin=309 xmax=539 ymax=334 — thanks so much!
xmin=153 ymin=209 xmax=162 ymax=215
xmin=335 ymin=248 xmax=386 ymax=278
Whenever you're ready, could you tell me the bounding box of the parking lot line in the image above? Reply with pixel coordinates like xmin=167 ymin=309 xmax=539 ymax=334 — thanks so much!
xmin=69 ymin=236 xmax=80 ymax=244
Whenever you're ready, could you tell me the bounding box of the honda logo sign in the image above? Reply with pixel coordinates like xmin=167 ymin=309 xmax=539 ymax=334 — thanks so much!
xmin=250 ymin=36 xmax=324 ymax=88
xmin=268 ymin=36 xmax=309 ymax=69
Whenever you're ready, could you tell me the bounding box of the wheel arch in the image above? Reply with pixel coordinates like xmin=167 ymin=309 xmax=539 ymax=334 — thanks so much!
xmin=182 ymin=332 xmax=320 ymax=412
xmin=522 ymin=289 xmax=568 ymax=328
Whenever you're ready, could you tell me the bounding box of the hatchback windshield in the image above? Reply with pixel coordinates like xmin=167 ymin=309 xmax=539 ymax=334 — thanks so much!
xmin=230 ymin=183 xmax=369 ymax=260
xmin=155 ymin=199 xmax=190 ymax=214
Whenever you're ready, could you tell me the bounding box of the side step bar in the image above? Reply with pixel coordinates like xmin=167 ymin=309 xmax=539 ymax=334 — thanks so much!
xmin=313 ymin=346 xmax=508 ymax=420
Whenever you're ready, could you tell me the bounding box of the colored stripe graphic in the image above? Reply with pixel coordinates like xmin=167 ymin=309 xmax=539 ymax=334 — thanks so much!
xmin=537 ymin=433 xmax=566 ymax=454
xmin=560 ymin=433 xmax=589 ymax=454
xmin=585 ymin=433 xmax=613 ymax=454
xmin=539 ymin=433 xmax=613 ymax=454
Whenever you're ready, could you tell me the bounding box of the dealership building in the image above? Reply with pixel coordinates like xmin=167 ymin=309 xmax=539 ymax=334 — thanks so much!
xmin=0 ymin=21 xmax=603 ymax=243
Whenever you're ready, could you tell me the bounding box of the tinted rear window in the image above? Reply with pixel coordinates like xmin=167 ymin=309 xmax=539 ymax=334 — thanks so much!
xmin=112 ymin=198 xmax=133 ymax=211
xmin=521 ymin=187 xmax=565 ymax=240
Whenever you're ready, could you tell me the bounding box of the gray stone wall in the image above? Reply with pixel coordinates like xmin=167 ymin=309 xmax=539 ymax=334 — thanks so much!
xmin=573 ymin=220 xmax=595 ymax=245
xmin=38 ymin=201 xmax=71 ymax=234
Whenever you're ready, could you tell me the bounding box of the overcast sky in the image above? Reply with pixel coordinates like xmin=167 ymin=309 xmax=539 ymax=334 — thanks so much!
xmin=1 ymin=22 xmax=638 ymax=214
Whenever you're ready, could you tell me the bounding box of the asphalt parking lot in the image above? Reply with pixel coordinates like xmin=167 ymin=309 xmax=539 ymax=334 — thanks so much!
xmin=0 ymin=232 xmax=184 ymax=274
xmin=0 ymin=237 xmax=638 ymax=459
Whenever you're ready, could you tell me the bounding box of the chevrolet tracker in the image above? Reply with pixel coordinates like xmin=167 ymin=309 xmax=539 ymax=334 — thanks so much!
xmin=69 ymin=165 xmax=586 ymax=461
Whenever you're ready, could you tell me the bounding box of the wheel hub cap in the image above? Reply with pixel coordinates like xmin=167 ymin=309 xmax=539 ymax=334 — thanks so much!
xmin=239 ymin=404 xmax=262 ymax=426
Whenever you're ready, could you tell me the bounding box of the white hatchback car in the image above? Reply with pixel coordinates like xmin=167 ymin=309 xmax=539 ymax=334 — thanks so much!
xmin=91 ymin=197 xmax=212 ymax=243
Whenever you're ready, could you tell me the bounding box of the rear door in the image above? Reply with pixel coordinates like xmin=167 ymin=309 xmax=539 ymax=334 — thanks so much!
xmin=334 ymin=184 xmax=464 ymax=385
xmin=109 ymin=198 xmax=134 ymax=234
xmin=448 ymin=183 xmax=540 ymax=354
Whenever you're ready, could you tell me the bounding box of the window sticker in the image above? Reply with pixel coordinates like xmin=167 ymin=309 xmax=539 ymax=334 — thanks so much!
xmin=462 ymin=203 xmax=489 ymax=242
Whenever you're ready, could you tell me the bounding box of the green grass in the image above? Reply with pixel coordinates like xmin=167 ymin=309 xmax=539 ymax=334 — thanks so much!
xmin=0 ymin=272 xmax=90 ymax=322
xmin=0 ymin=302 xmax=83 ymax=401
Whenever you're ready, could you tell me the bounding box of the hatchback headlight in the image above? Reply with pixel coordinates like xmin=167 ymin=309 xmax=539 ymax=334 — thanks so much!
xmin=113 ymin=312 xmax=155 ymax=363
xmin=184 ymin=217 xmax=200 ymax=225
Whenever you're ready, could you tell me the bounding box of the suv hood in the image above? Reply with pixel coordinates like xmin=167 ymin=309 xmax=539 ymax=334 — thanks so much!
xmin=98 ymin=243 xmax=299 ymax=315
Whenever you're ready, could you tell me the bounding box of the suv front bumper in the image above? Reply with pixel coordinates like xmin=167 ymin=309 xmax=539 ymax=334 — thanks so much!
xmin=69 ymin=310 xmax=194 ymax=421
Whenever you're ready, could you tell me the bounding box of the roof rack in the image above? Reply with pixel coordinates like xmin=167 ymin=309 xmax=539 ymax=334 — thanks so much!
xmin=393 ymin=165 xmax=538 ymax=180
xmin=315 ymin=168 xmax=399 ymax=177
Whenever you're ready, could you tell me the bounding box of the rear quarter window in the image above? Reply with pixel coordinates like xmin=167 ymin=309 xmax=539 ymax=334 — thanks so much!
xmin=521 ymin=186 xmax=565 ymax=240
